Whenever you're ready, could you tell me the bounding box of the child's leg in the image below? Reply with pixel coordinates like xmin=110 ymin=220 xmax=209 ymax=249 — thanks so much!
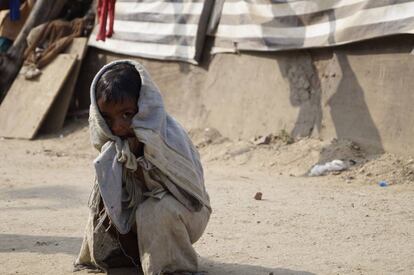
xmin=136 ymin=195 xmax=210 ymax=275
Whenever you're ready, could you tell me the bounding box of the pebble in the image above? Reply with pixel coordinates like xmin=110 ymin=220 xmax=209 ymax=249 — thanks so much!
xmin=254 ymin=192 xmax=263 ymax=200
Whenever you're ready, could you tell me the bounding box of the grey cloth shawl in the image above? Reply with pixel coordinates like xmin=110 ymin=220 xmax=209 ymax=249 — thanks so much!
xmin=89 ymin=59 xmax=211 ymax=234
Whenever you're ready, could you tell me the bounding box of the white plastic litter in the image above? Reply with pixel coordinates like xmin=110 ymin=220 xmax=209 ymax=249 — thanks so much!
xmin=309 ymin=159 xmax=348 ymax=176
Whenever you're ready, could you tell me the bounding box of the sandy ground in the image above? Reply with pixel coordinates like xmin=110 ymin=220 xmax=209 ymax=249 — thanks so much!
xmin=1 ymin=120 xmax=414 ymax=275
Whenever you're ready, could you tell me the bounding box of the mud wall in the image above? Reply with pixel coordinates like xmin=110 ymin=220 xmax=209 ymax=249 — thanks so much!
xmin=75 ymin=35 xmax=414 ymax=156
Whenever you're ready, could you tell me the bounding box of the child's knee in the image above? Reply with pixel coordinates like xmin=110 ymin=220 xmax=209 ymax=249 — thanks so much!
xmin=136 ymin=195 xmax=209 ymax=244
xmin=137 ymin=195 xmax=183 ymax=227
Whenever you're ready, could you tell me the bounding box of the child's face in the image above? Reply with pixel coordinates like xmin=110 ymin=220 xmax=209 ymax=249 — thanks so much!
xmin=97 ymin=97 xmax=138 ymax=139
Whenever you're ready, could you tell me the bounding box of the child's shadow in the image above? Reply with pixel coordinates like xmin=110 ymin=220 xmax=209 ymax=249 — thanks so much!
xmin=107 ymin=259 xmax=315 ymax=275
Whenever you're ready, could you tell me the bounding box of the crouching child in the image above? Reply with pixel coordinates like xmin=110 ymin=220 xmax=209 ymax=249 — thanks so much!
xmin=74 ymin=60 xmax=211 ymax=275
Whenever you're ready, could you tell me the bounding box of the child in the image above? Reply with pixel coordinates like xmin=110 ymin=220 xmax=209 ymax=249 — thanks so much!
xmin=74 ymin=60 xmax=211 ymax=275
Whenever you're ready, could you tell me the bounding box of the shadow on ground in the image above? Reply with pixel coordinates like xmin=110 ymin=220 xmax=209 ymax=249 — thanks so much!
xmin=0 ymin=234 xmax=315 ymax=275
xmin=199 ymin=259 xmax=315 ymax=275
xmin=0 ymin=184 xmax=85 ymax=209
xmin=0 ymin=234 xmax=82 ymax=255
xmin=106 ymin=259 xmax=315 ymax=275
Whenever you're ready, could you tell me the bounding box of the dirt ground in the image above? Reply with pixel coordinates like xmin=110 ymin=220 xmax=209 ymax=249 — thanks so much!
xmin=1 ymin=119 xmax=414 ymax=275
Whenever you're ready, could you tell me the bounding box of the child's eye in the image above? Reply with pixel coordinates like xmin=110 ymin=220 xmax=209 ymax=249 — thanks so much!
xmin=122 ymin=112 xmax=133 ymax=120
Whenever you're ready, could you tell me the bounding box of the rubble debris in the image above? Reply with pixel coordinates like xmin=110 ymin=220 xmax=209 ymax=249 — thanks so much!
xmin=250 ymin=130 xmax=294 ymax=146
xmin=252 ymin=135 xmax=271 ymax=145
xmin=309 ymin=159 xmax=348 ymax=176
xmin=189 ymin=127 xmax=227 ymax=148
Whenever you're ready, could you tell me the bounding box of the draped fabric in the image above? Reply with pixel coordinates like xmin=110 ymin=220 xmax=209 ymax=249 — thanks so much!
xmin=210 ymin=0 xmax=414 ymax=53
xmin=88 ymin=0 xmax=214 ymax=64
xmin=88 ymin=0 xmax=414 ymax=61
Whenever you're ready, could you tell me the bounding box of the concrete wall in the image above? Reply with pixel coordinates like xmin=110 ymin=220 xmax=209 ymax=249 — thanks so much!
xmin=315 ymin=53 xmax=414 ymax=155
xmin=74 ymin=35 xmax=414 ymax=156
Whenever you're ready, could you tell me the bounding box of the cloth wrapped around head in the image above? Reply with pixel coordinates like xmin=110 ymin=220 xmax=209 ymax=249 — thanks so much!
xmin=89 ymin=60 xmax=211 ymax=234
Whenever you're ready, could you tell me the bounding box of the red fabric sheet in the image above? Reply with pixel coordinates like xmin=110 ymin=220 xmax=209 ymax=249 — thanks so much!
xmin=96 ymin=0 xmax=115 ymax=41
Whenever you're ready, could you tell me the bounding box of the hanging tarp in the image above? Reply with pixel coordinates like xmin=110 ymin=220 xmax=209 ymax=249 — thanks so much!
xmin=210 ymin=0 xmax=414 ymax=53
xmin=88 ymin=0 xmax=214 ymax=64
